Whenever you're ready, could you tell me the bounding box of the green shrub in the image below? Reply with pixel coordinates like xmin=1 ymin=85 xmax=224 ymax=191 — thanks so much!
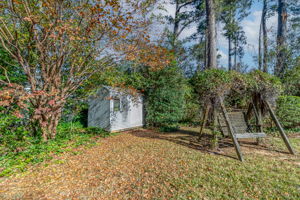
xmin=247 ymin=70 xmax=283 ymax=102
xmin=276 ymin=96 xmax=300 ymax=128
xmin=283 ymin=66 xmax=300 ymax=96
xmin=182 ymin=102 xmax=201 ymax=123
xmin=0 ymin=121 xmax=110 ymax=177
xmin=191 ymin=69 xmax=283 ymax=109
xmin=56 ymin=122 xmax=108 ymax=138
xmin=159 ymin=124 xmax=179 ymax=132
xmin=191 ymin=69 xmax=232 ymax=99
xmin=144 ymin=66 xmax=185 ymax=127
xmin=181 ymin=83 xmax=201 ymax=124
xmin=85 ymin=127 xmax=110 ymax=137
xmin=0 ymin=114 xmax=29 ymax=154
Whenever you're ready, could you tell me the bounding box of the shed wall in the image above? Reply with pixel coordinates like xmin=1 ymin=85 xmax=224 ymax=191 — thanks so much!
xmin=109 ymin=94 xmax=143 ymax=131
xmin=88 ymin=88 xmax=111 ymax=130
xmin=88 ymin=87 xmax=144 ymax=132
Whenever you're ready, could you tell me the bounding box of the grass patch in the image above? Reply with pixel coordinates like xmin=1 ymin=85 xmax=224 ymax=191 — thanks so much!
xmin=126 ymin=129 xmax=300 ymax=199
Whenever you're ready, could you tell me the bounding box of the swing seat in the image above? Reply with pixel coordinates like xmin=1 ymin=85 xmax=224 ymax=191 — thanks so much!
xmin=235 ymin=133 xmax=266 ymax=139
xmin=216 ymin=97 xmax=295 ymax=161
xmin=218 ymin=112 xmax=266 ymax=139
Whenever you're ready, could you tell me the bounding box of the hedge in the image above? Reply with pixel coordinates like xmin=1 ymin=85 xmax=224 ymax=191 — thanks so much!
xmin=276 ymin=96 xmax=300 ymax=128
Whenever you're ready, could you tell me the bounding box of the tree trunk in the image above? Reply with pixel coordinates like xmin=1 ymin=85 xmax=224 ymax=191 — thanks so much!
xmin=205 ymin=0 xmax=217 ymax=69
xmin=228 ymin=35 xmax=232 ymax=71
xmin=173 ymin=0 xmax=180 ymax=49
xmin=204 ymin=30 xmax=208 ymax=69
xmin=39 ymin=110 xmax=61 ymax=141
xmin=262 ymin=0 xmax=268 ymax=73
xmin=276 ymin=0 xmax=288 ymax=77
xmin=258 ymin=15 xmax=262 ymax=70
xmin=234 ymin=38 xmax=237 ymax=71
xmin=33 ymin=95 xmax=65 ymax=141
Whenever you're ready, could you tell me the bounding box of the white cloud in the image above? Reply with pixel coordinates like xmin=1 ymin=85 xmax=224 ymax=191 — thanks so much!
xmin=242 ymin=11 xmax=261 ymax=49
xmin=217 ymin=23 xmax=228 ymax=49
xmin=161 ymin=1 xmax=176 ymax=18
xmin=241 ymin=11 xmax=277 ymax=52
xmin=179 ymin=24 xmax=198 ymax=39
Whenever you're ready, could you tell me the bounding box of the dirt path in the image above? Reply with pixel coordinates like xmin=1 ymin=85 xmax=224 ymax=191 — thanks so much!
xmin=0 ymin=129 xmax=299 ymax=200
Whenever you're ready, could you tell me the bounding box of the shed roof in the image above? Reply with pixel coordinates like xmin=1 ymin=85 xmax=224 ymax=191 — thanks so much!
xmin=101 ymin=86 xmax=142 ymax=97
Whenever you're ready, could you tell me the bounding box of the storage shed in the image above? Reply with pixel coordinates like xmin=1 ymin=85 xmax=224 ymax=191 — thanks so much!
xmin=88 ymin=86 xmax=144 ymax=132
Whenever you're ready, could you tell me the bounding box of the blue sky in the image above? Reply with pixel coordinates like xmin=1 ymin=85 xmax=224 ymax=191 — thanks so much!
xmin=157 ymin=0 xmax=278 ymax=70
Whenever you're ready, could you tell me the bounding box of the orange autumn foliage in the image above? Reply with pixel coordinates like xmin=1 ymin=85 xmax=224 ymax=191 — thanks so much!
xmin=0 ymin=0 xmax=159 ymax=140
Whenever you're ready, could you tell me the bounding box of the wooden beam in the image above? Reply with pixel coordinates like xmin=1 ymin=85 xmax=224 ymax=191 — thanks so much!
xmin=244 ymin=104 xmax=254 ymax=133
xmin=251 ymin=102 xmax=259 ymax=122
xmin=219 ymin=97 xmax=244 ymax=162
xmin=199 ymin=105 xmax=210 ymax=138
xmin=258 ymin=101 xmax=264 ymax=133
xmin=257 ymin=100 xmax=264 ymax=144
xmin=265 ymin=101 xmax=295 ymax=155
xmin=252 ymin=99 xmax=263 ymax=144
xmin=245 ymin=103 xmax=253 ymax=122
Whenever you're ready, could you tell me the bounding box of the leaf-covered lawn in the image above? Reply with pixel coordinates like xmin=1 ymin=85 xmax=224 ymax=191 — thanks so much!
xmin=0 ymin=128 xmax=299 ymax=200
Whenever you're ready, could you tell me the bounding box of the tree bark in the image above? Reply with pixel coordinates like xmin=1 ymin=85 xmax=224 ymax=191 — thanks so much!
xmin=234 ymin=38 xmax=237 ymax=71
xmin=204 ymin=29 xmax=208 ymax=69
xmin=262 ymin=0 xmax=268 ymax=73
xmin=228 ymin=35 xmax=232 ymax=71
xmin=258 ymin=15 xmax=263 ymax=71
xmin=173 ymin=0 xmax=180 ymax=48
xmin=205 ymin=0 xmax=217 ymax=69
xmin=32 ymin=94 xmax=65 ymax=141
xmin=276 ymin=0 xmax=288 ymax=77
xmin=39 ymin=110 xmax=61 ymax=141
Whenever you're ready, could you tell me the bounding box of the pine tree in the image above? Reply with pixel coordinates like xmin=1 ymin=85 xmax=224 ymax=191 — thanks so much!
xmin=276 ymin=0 xmax=288 ymax=77
xmin=220 ymin=0 xmax=251 ymax=71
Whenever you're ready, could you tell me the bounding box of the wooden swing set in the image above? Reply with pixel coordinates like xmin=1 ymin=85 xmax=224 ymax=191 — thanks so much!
xmin=199 ymin=94 xmax=296 ymax=162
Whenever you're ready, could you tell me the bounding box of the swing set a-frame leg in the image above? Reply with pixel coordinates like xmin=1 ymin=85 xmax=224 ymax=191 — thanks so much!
xmin=265 ymin=101 xmax=296 ymax=155
xmin=199 ymin=106 xmax=210 ymax=139
xmin=251 ymin=101 xmax=263 ymax=144
xmin=219 ymin=97 xmax=244 ymax=162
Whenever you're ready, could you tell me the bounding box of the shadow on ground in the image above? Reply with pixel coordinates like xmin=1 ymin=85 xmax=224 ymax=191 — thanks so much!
xmin=128 ymin=127 xmax=291 ymax=161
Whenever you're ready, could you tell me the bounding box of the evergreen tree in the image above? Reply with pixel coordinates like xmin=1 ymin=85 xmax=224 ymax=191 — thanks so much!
xmin=220 ymin=0 xmax=251 ymax=71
